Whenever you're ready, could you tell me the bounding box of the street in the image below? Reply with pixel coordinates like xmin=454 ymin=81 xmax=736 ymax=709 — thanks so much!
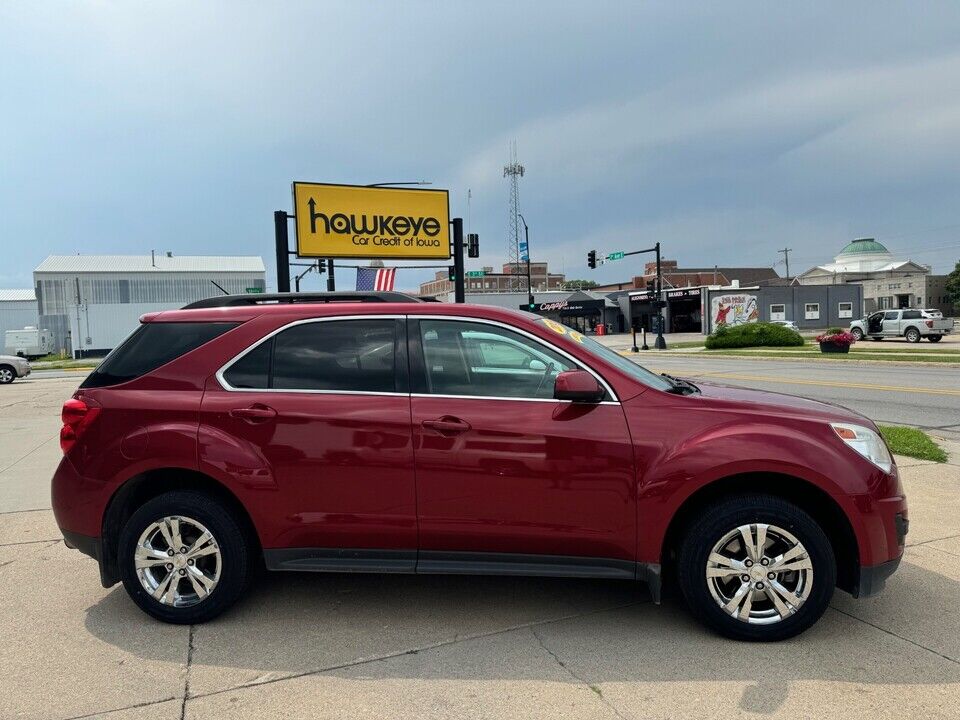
xmin=629 ymin=354 xmax=960 ymax=442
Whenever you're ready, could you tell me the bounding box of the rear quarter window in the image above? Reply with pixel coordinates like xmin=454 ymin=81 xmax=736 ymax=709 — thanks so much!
xmin=80 ymin=322 xmax=238 ymax=388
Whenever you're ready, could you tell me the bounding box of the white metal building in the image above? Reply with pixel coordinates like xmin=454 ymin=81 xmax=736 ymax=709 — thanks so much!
xmin=0 ymin=289 xmax=40 ymax=345
xmin=34 ymin=255 xmax=266 ymax=356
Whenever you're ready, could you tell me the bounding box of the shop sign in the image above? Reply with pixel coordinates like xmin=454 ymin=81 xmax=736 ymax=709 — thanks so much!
xmin=666 ymin=288 xmax=702 ymax=299
xmin=292 ymin=182 xmax=450 ymax=259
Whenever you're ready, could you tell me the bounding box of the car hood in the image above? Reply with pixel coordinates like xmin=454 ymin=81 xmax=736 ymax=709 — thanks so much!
xmin=692 ymin=380 xmax=869 ymax=425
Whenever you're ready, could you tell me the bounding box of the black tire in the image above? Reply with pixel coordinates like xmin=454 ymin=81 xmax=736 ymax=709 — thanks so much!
xmin=0 ymin=365 xmax=14 ymax=384
xmin=905 ymin=327 xmax=921 ymax=343
xmin=677 ymin=493 xmax=836 ymax=642
xmin=871 ymin=336 xmax=883 ymax=341
xmin=850 ymin=328 xmax=864 ymax=341
xmin=928 ymin=335 xmax=942 ymax=343
xmin=118 ymin=491 xmax=253 ymax=624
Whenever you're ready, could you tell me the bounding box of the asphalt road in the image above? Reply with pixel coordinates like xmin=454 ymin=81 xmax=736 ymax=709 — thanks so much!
xmin=628 ymin=354 xmax=960 ymax=441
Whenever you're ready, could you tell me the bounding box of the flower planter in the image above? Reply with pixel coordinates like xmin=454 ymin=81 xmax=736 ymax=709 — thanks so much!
xmin=819 ymin=341 xmax=850 ymax=354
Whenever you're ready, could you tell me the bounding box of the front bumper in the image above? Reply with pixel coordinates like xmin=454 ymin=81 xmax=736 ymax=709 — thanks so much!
xmin=854 ymin=555 xmax=903 ymax=598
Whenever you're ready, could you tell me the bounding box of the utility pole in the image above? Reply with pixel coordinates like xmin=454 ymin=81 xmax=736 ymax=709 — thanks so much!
xmin=779 ymin=247 xmax=792 ymax=280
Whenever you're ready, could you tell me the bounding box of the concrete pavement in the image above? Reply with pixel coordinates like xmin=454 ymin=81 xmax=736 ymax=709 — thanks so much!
xmin=1 ymin=377 xmax=959 ymax=719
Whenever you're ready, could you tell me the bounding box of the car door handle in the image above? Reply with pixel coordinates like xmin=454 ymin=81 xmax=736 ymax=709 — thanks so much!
xmin=229 ymin=404 xmax=277 ymax=423
xmin=421 ymin=417 xmax=471 ymax=435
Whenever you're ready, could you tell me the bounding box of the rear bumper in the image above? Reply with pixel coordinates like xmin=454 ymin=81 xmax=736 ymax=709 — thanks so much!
xmin=61 ymin=529 xmax=116 ymax=588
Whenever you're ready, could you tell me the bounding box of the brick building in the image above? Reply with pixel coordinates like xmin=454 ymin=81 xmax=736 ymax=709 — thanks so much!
xmin=419 ymin=262 xmax=565 ymax=298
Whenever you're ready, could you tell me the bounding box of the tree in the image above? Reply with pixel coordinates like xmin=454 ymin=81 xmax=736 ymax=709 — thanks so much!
xmin=946 ymin=260 xmax=960 ymax=312
xmin=562 ymin=279 xmax=598 ymax=290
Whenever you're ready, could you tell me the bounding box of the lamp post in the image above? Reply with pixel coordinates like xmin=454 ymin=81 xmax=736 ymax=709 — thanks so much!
xmin=366 ymin=181 xmax=432 ymax=188
xmin=517 ymin=213 xmax=533 ymax=308
xmin=294 ymin=261 xmax=318 ymax=292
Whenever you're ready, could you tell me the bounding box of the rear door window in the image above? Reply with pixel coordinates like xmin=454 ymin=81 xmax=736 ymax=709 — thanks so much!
xmin=901 ymin=310 xmax=921 ymax=319
xmin=222 ymin=319 xmax=399 ymax=393
xmin=81 ymin=322 xmax=238 ymax=388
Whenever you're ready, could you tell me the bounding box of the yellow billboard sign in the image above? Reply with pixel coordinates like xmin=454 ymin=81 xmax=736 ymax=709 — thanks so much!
xmin=292 ymin=182 xmax=450 ymax=259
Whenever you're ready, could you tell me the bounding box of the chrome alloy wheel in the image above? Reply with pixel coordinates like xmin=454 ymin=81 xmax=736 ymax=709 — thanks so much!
xmin=134 ymin=516 xmax=221 ymax=607
xmin=0 ymin=367 xmax=13 ymax=383
xmin=706 ymin=523 xmax=813 ymax=625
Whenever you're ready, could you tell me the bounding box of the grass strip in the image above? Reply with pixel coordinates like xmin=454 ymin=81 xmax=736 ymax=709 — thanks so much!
xmin=878 ymin=425 xmax=948 ymax=463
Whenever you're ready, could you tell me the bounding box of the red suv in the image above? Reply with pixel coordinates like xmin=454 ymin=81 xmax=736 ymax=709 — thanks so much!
xmin=52 ymin=292 xmax=907 ymax=641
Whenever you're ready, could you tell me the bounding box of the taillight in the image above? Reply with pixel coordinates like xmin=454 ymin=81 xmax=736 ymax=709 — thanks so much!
xmin=925 ymin=320 xmax=933 ymax=328
xmin=60 ymin=397 xmax=101 ymax=454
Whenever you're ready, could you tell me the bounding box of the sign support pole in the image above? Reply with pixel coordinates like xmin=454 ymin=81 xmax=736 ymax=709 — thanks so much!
xmin=452 ymin=218 xmax=465 ymax=303
xmin=274 ymin=210 xmax=291 ymax=293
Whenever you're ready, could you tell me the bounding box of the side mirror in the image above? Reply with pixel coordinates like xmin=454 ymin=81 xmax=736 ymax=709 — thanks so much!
xmin=553 ymin=369 xmax=605 ymax=403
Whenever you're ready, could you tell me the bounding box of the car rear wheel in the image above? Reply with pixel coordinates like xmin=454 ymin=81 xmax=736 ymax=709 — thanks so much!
xmin=677 ymin=493 xmax=835 ymax=641
xmin=928 ymin=335 xmax=942 ymax=342
xmin=905 ymin=327 xmax=921 ymax=343
xmin=871 ymin=336 xmax=883 ymax=341
xmin=0 ymin=365 xmax=14 ymax=384
xmin=850 ymin=328 xmax=864 ymax=341
xmin=118 ymin=491 xmax=252 ymax=624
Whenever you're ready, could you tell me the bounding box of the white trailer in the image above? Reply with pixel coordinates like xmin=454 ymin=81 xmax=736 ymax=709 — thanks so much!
xmin=4 ymin=326 xmax=54 ymax=359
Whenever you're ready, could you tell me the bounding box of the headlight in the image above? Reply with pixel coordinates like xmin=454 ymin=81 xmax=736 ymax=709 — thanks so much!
xmin=831 ymin=423 xmax=892 ymax=473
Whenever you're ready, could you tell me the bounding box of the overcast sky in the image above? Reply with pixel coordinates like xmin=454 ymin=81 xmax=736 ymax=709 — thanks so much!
xmin=2 ymin=1 xmax=960 ymax=292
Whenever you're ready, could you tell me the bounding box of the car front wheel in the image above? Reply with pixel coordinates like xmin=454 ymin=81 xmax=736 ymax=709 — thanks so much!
xmin=118 ymin=491 xmax=252 ymax=624
xmin=0 ymin=365 xmax=14 ymax=384
xmin=850 ymin=328 xmax=864 ymax=341
xmin=677 ymin=493 xmax=835 ymax=641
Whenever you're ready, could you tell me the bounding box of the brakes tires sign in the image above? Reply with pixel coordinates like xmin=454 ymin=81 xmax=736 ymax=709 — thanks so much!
xmin=292 ymin=182 xmax=451 ymax=259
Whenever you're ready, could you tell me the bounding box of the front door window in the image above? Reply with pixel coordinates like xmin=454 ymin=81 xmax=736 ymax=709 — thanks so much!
xmin=418 ymin=320 xmax=574 ymax=400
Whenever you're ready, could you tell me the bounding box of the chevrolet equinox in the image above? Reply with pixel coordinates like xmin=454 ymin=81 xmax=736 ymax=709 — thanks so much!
xmin=52 ymin=292 xmax=907 ymax=641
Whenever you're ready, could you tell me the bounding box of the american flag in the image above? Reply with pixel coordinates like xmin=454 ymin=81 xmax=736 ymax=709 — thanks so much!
xmin=356 ymin=266 xmax=397 ymax=291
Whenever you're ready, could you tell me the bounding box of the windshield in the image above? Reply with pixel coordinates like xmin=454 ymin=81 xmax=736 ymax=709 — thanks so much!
xmin=526 ymin=315 xmax=675 ymax=391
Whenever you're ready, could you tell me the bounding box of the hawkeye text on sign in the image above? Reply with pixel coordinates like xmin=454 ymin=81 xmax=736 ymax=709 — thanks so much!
xmin=292 ymin=182 xmax=451 ymax=259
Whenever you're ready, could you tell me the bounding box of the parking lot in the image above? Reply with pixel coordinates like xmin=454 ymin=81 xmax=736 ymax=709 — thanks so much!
xmin=2 ymin=376 xmax=959 ymax=720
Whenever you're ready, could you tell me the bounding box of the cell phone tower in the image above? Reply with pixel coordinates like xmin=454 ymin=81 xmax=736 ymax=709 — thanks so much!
xmin=503 ymin=142 xmax=525 ymax=292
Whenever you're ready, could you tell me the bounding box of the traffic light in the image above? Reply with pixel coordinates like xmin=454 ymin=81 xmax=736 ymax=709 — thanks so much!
xmin=587 ymin=250 xmax=597 ymax=269
xmin=646 ymin=279 xmax=655 ymax=293
xmin=467 ymin=233 xmax=480 ymax=258
xmin=448 ymin=265 xmax=456 ymax=282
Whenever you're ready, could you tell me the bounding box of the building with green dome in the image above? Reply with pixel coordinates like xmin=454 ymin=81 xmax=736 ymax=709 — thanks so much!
xmin=797 ymin=238 xmax=952 ymax=315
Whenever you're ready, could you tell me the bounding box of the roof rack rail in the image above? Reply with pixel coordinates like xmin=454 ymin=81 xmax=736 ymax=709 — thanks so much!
xmin=182 ymin=291 xmax=423 ymax=309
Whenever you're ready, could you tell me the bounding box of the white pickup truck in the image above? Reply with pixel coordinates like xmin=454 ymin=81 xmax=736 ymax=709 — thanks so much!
xmin=850 ymin=309 xmax=954 ymax=343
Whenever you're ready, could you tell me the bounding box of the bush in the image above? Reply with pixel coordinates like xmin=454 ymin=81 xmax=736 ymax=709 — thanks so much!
xmin=705 ymin=322 xmax=804 ymax=349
